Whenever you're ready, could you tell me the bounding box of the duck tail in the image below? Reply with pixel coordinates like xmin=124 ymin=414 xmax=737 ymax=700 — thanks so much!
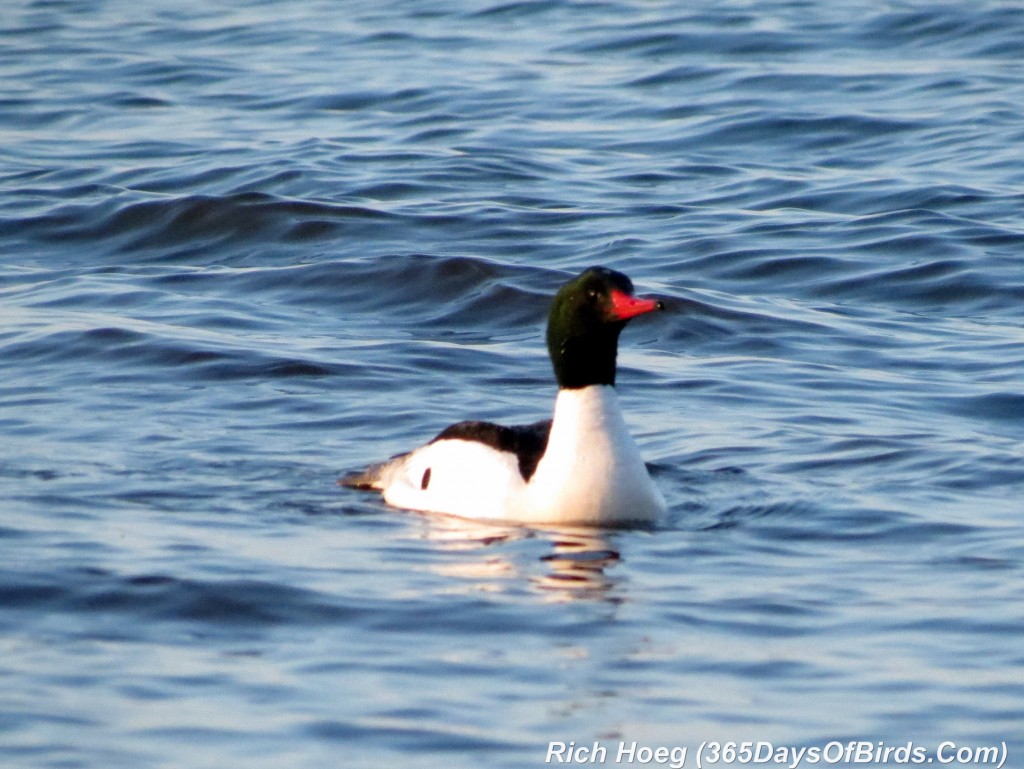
xmin=337 ymin=453 xmax=407 ymax=491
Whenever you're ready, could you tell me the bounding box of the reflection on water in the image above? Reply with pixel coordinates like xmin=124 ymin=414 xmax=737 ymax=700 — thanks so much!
xmin=416 ymin=514 xmax=624 ymax=602
xmin=536 ymin=533 xmax=621 ymax=602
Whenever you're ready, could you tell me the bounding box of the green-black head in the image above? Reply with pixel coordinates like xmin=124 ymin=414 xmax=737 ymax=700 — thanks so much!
xmin=546 ymin=266 xmax=663 ymax=389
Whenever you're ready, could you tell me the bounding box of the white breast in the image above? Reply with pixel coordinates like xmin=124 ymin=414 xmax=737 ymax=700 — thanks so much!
xmin=518 ymin=386 xmax=666 ymax=525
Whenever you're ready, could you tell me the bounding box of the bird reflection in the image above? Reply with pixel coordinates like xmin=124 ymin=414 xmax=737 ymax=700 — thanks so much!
xmin=416 ymin=514 xmax=624 ymax=602
xmin=536 ymin=532 xmax=621 ymax=601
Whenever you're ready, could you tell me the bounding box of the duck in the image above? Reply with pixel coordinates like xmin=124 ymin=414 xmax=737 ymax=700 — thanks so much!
xmin=340 ymin=266 xmax=667 ymax=527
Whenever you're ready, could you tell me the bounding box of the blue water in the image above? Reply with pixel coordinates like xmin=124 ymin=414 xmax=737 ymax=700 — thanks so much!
xmin=3 ymin=1 xmax=1023 ymax=767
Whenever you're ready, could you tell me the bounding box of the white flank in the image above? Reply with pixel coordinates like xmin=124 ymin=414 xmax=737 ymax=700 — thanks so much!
xmin=380 ymin=438 xmax=527 ymax=521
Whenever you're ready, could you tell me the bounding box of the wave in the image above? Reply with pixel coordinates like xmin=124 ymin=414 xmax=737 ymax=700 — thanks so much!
xmin=0 ymin=568 xmax=356 ymax=627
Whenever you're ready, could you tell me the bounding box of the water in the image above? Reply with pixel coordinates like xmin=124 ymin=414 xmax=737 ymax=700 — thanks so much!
xmin=2 ymin=1 xmax=1023 ymax=767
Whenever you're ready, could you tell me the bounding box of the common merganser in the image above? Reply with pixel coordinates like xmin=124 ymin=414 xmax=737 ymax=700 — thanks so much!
xmin=340 ymin=266 xmax=667 ymax=526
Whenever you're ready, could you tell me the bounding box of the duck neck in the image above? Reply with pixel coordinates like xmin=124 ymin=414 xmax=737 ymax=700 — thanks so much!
xmin=549 ymin=384 xmax=624 ymax=440
xmin=548 ymin=325 xmax=624 ymax=389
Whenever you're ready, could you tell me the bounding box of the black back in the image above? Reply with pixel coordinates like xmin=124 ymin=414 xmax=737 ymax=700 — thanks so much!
xmin=431 ymin=419 xmax=553 ymax=481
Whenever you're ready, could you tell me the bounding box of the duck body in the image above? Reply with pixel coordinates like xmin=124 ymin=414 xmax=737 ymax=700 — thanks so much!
xmin=341 ymin=267 xmax=667 ymax=527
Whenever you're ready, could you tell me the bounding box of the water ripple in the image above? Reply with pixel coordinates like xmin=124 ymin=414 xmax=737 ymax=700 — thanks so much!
xmin=3 ymin=1 xmax=1024 ymax=767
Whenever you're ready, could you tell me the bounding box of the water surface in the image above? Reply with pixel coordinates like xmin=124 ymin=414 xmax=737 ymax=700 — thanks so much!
xmin=2 ymin=1 xmax=1023 ymax=767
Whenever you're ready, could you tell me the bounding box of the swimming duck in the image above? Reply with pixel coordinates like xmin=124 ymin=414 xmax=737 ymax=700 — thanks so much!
xmin=341 ymin=266 xmax=667 ymax=526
